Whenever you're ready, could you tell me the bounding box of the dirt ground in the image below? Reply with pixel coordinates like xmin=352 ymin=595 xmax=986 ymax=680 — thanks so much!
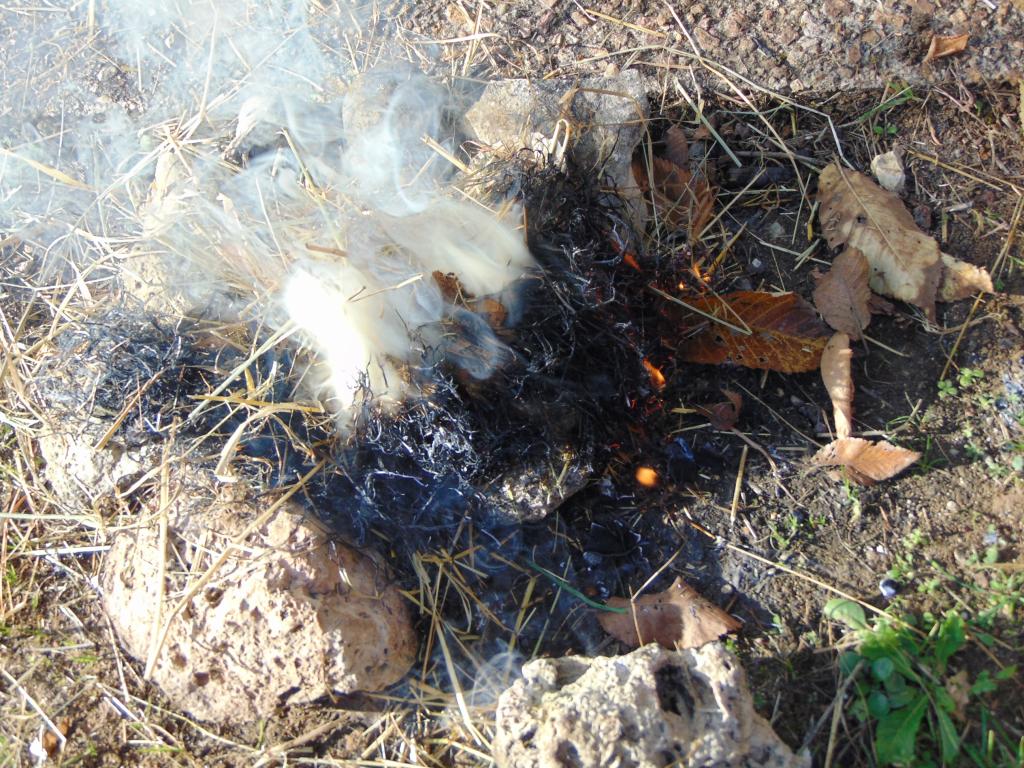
xmin=2 ymin=2 xmax=1023 ymax=767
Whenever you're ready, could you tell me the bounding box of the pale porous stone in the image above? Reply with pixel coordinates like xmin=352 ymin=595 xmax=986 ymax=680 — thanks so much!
xmin=464 ymin=70 xmax=649 ymax=226
xmin=494 ymin=643 xmax=809 ymax=768
xmin=100 ymin=473 xmax=417 ymax=724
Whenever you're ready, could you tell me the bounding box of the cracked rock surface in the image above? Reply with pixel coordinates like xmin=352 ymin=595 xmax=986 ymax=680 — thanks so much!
xmin=100 ymin=471 xmax=417 ymax=724
xmin=494 ymin=643 xmax=809 ymax=768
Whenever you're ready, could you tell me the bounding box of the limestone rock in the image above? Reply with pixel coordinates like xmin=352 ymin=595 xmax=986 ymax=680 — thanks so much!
xmin=494 ymin=643 xmax=808 ymax=768
xmin=100 ymin=473 xmax=417 ymax=724
xmin=464 ymin=70 xmax=649 ymax=226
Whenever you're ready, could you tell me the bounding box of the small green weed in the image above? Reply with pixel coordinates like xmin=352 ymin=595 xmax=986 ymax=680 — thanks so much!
xmin=916 ymin=437 xmax=948 ymax=474
xmin=858 ymin=84 xmax=918 ymax=123
xmin=957 ymin=368 xmax=985 ymax=389
xmin=826 ymin=601 xmax=1020 ymax=767
xmin=937 ymin=379 xmax=958 ymax=399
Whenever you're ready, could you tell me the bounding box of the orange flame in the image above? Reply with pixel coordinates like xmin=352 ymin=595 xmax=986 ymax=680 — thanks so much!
xmin=642 ymin=358 xmax=666 ymax=390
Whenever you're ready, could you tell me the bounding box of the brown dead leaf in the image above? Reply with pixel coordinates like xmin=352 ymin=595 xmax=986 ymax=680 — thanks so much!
xmin=940 ymin=253 xmax=994 ymax=301
xmin=868 ymin=294 xmax=896 ymax=315
xmin=433 ymin=270 xmax=509 ymax=327
xmin=633 ymin=140 xmax=714 ymax=242
xmin=922 ymin=33 xmax=969 ymax=64
xmin=695 ymin=389 xmax=743 ymax=430
xmin=811 ymin=437 xmax=920 ymax=485
xmin=667 ymin=291 xmax=830 ymax=373
xmin=822 ymin=333 xmax=854 ymax=439
xmin=945 ymin=669 xmax=970 ymax=720
xmin=598 ymin=577 xmax=741 ymax=650
xmin=818 ymin=162 xmax=944 ymax=321
xmin=664 ymin=125 xmax=689 ymax=167
xmin=434 ymin=270 xmax=465 ymax=303
xmin=813 ymin=247 xmax=873 ymax=339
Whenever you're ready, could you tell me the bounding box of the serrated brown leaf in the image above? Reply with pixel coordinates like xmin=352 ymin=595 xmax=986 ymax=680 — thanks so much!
xmin=817 ymin=162 xmax=943 ymax=321
xmin=811 ymin=437 xmax=920 ymax=485
xmin=632 ymin=153 xmax=714 ymax=242
xmin=598 ymin=577 xmax=741 ymax=650
xmin=922 ymin=33 xmax=969 ymax=64
xmin=813 ymin=247 xmax=873 ymax=340
xmin=822 ymin=333 xmax=854 ymax=439
xmin=939 ymin=253 xmax=994 ymax=301
xmin=667 ymin=291 xmax=830 ymax=373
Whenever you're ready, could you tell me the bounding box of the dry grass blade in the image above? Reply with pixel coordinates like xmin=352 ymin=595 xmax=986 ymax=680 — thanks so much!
xmin=143 ymin=458 xmax=327 ymax=679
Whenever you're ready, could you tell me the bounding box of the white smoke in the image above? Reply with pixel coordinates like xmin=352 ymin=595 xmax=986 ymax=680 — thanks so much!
xmin=1 ymin=0 xmax=536 ymax=425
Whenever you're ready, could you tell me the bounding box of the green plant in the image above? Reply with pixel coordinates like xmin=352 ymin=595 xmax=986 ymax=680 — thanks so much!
xmin=842 ymin=477 xmax=863 ymax=520
xmin=958 ymin=368 xmax=985 ymax=389
xmin=857 ymin=85 xmax=918 ymax=123
xmin=937 ymin=379 xmax=957 ymax=399
xmin=826 ymin=601 xmax=1019 ymax=767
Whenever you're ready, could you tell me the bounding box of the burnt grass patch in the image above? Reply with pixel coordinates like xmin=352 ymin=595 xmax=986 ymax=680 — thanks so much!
xmin=2 ymin=76 xmax=1023 ymax=766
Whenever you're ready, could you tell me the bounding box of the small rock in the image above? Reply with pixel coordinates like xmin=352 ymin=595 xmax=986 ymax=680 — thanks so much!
xmin=879 ymin=578 xmax=900 ymax=599
xmin=464 ymin=70 xmax=650 ymax=229
xmin=482 ymin=445 xmax=591 ymax=523
xmin=494 ymin=643 xmax=808 ymax=768
xmin=100 ymin=470 xmax=417 ymax=724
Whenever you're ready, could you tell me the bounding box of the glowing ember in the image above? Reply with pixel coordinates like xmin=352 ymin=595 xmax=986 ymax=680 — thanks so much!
xmin=635 ymin=466 xmax=659 ymax=487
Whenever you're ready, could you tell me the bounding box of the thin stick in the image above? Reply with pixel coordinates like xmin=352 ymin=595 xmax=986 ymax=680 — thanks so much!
xmin=685 ymin=518 xmax=887 ymax=618
xmin=938 ymin=294 xmax=985 ymax=382
xmin=144 ymin=447 xmax=175 ymax=676
xmin=729 ymin=445 xmax=749 ymax=526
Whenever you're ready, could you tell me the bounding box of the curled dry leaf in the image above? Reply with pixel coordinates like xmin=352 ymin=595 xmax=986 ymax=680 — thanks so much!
xmin=666 ymin=291 xmax=830 ymax=373
xmin=821 ymin=333 xmax=854 ymax=439
xmin=811 ymin=437 xmax=920 ymax=486
xmin=922 ymin=33 xmax=969 ymax=64
xmin=812 ymin=247 xmax=873 ymax=340
xmin=694 ymin=389 xmax=743 ymax=430
xmin=870 ymin=149 xmax=905 ymax=193
xmin=598 ymin=577 xmax=741 ymax=650
xmin=940 ymin=253 xmax=994 ymax=301
xmin=817 ymin=162 xmax=943 ymax=320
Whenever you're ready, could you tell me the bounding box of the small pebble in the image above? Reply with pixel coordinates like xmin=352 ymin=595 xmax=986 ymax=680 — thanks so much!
xmin=879 ymin=578 xmax=900 ymax=599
